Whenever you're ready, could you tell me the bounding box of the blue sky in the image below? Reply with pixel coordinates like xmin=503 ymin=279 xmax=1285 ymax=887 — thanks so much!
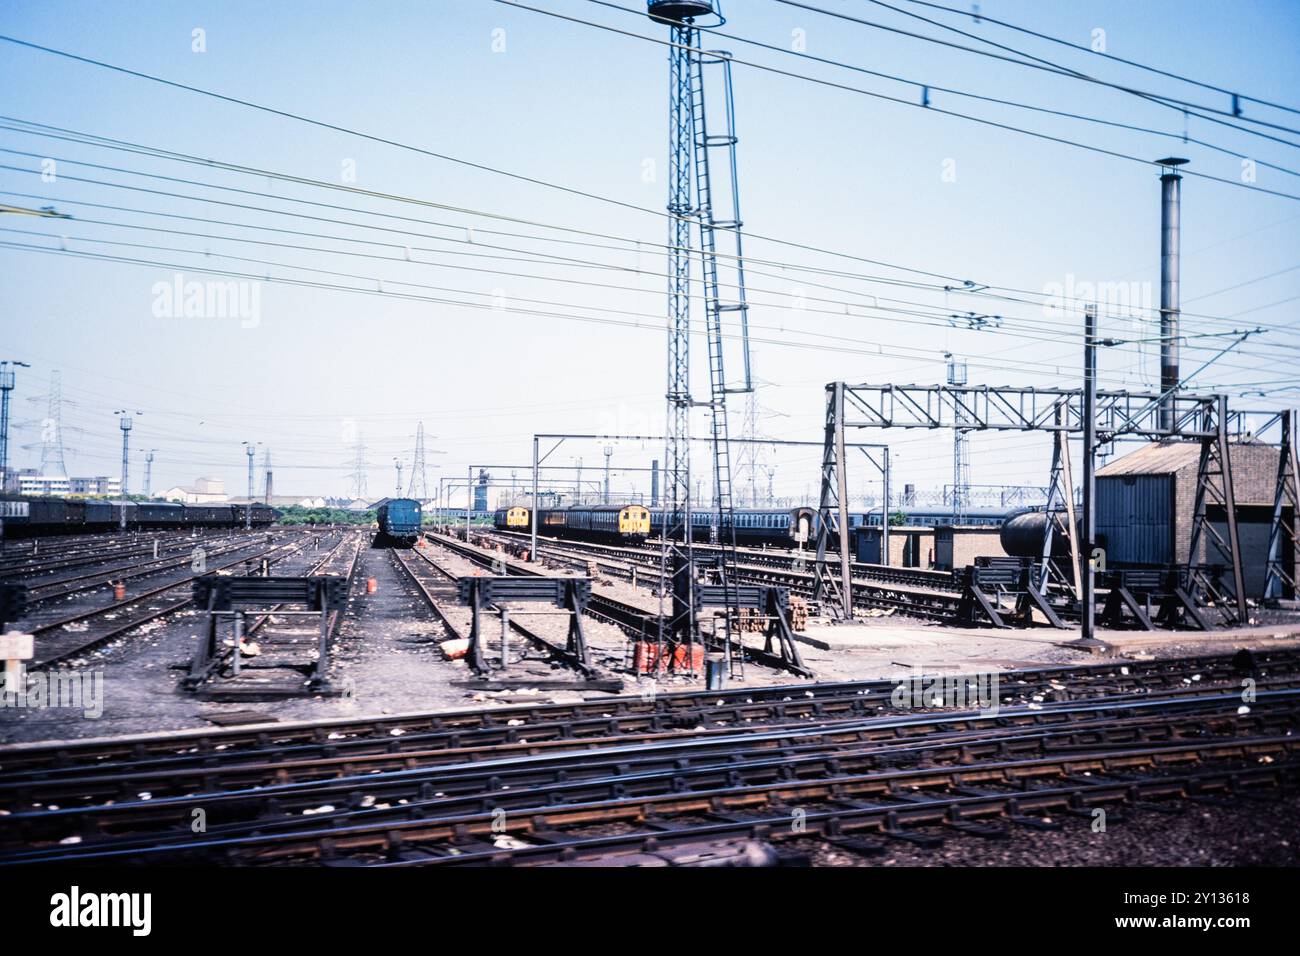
xmin=1 ymin=0 xmax=1297 ymax=505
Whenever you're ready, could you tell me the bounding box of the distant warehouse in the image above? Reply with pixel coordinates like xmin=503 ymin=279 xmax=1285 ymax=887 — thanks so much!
xmin=1096 ymin=440 xmax=1294 ymax=599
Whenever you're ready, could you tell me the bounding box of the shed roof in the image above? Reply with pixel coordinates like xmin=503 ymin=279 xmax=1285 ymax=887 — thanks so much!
xmin=1097 ymin=441 xmax=1201 ymax=477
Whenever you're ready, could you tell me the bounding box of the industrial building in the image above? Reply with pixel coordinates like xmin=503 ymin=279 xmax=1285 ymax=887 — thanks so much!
xmin=159 ymin=476 xmax=228 ymax=504
xmin=1097 ymin=440 xmax=1294 ymax=598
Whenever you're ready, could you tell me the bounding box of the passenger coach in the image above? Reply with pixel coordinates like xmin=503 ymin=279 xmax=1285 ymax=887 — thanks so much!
xmin=528 ymin=505 xmax=651 ymax=544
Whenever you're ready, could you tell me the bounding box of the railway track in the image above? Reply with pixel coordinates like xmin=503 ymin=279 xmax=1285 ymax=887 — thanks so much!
xmin=1 ymin=647 xmax=1283 ymax=777
xmin=0 ymin=679 xmax=1292 ymax=866
xmin=18 ymin=531 xmax=325 ymax=669
xmin=392 ymin=541 xmax=599 ymax=676
xmin=19 ymin=532 xmax=286 ymax=605
xmin=184 ymin=531 xmax=361 ymax=698
xmin=486 ymin=526 xmax=959 ymax=595
xmin=0 ymin=650 xmax=1289 ymax=861
xmin=0 ymin=528 xmax=281 ymax=578
xmin=0 ymin=530 xmax=220 ymax=579
xmin=1 ymin=680 xmax=1292 ymax=817
xmin=475 ymin=527 xmax=967 ymax=623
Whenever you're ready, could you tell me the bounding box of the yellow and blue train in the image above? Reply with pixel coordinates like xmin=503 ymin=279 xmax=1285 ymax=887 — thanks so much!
xmin=493 ymin=504 xmax=817 ymax=548
xmin=495 ymin=505 xmax=651 ymax=544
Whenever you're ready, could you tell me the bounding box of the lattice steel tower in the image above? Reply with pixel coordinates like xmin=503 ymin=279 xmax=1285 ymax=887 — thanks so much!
xmin=649 ymin=0 xmax=752 ymax=674
xmin=406 ymin=421 xmax=430 ymax=501
xmin=345 ymin=431 xmax=368 ymax=500
xmin=39 ymin=370 xmax=68 ymax=477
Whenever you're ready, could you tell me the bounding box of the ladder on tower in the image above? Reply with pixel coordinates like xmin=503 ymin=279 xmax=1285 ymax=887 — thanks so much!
xmin=689 ymin=42 xmax=751 ymax=677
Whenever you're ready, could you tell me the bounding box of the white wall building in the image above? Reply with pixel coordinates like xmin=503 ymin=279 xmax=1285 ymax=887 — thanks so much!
xmin=161 ymin=476 xmax=230 ymax=504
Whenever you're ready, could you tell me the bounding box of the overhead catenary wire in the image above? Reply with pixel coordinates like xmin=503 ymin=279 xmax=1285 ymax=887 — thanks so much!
xmin=5 ymin=177 xmax=1292 ymax=365
xmin=0 ymin=128 xmax=1289 ymax=335
xmin=582 ymin=0 xmax=1300 ymax=178
xmin=891 ymin=0 xmax=1300 ymax=118
xmin=6 ymin=235 xmax=1262 ymax=391
xmin=492 ymin=2 xmax=1300 ymax=204
xmin=775 ymin=0 xmax=1300 ymax=139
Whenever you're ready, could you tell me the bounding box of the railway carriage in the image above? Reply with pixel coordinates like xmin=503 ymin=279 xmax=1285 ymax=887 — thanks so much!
xmin=185 ymin=504 xmax=232 ymax=526
xmin=231 ymin=503 xmax=276 ymax=529
xmin=84 ymin=500 xmax=115 ymax=531
xmin=647 ymin=506 xmax=817 ymax=548
xmin=0 ymin=497 xmax=277 ymax=537
xmin=532 ymin=505 xmax=651 ymax=544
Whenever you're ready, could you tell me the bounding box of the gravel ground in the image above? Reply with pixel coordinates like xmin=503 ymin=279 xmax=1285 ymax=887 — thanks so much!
xmin=793 ymin=790 xmax=1300 ymax=867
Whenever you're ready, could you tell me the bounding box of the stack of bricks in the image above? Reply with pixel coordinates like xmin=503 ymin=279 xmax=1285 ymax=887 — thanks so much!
xmin=789 ymin=596 xmax=809 ymax=631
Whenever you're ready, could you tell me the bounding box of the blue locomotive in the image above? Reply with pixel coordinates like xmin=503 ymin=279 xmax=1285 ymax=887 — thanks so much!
xmin=376 ymin=498 xmax=422 ymax=546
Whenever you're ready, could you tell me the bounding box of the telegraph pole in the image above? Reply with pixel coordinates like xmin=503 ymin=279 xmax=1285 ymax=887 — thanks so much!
xmin=531 ymin=437 xmax=539 ymax=560
xmin=143 ymin=449 xmax=156 ymax=497
xmin=0 ymin=361 xmax=30 ymax=490
xmin=1076 ymin=304 xmax=1106 ymax=650
xmin=394 ymin=458 xmax=403 ymax=496
xmin=242 ymin=441 xmax=260 ymax=529
xmin=114 ymin=410 xmax=139 ymax=529
xmin=603 ymin=445 xmax=613 ymax=504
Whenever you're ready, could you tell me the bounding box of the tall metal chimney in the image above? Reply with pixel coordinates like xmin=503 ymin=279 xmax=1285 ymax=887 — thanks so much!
xmin=1157 ymin=157 xmax=1188 ymax=431
xmin=650 ymin=458 xmax=660 ymax=507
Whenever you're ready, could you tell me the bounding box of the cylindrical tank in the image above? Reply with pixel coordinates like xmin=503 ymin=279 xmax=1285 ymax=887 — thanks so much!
xmin=648 ymin=0 xmax=715 ymax=23
xmin=999 ymin=509 xmax=1077 ymax=558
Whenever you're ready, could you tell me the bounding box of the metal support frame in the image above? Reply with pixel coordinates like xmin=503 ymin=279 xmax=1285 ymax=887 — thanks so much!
xmin=184 ymin=576 xmax=348 ymax=693
xmin=827 ymin=381 xmax=1278 ymax=629
xmin=834 ymin=383 xmax=1271 ymax=441
xmin=1186 ymin=394 xmax=1249 ymax=626
xmin=814 ymin=382 xmax=852 ymax=619
xmin=662 ymin=18 xmax=697 ymax=672
xmin=1039 ymin=400 xmax=1081 ymax=601
xmin=1076 ymin=304 xmax=1105 ymax=648
xmin=956 ymin=560 xmax=1064 ymax=629
xmin=1095 ymin=568 xmax=1210 ymax=631
xmin=694 ymin=582 xmax=811 ymax=677
xmin=1264 ymin=409 xmax=1299 ymax=603
xmin=457 ymin=576 xmax=593 ymax=676
xmin=807 ymin=384 xmax=899 ymax=620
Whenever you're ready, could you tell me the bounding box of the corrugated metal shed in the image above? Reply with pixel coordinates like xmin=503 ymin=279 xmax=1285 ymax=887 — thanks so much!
xmin=1095 ymin=440 xmax=1288 ymax=594
xmin=1096 ymin=473 xmax=1174 ymax=565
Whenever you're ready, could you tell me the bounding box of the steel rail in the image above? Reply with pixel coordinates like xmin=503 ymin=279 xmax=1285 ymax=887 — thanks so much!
xmin=407 ymin=538 xmax=599 ymax=677
xmin=1 ymin=647 xmax=1290 ymax=775
xmin=5 ymin=672 xmax=1297 ymax=812
xmin=5 ymin=691 xmax=1293 ymax=853
xmin=24 ymin=532 xmax=321 ymax=669
xmin=9 ymin=727 xmax=1295 ymax=866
